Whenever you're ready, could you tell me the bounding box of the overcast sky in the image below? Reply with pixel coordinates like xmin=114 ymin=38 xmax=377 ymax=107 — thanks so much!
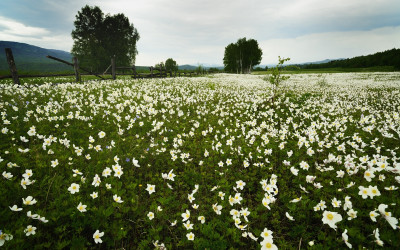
xmin=1 ymin=0 xmax=399 ymax=66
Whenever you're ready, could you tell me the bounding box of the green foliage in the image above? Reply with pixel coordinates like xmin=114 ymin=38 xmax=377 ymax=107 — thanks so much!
xmin=165 ymin=58 xmax=178 ymax=72
xmin=303 ymin=48 xmax=400 ymax=70
xmin=223 ymin=37 xmax=262 ymax=74
xmin=0 ymin=73 xmax=399 ymax=249
xmin=71 ymin=5 xmax=140 ymax=72
xmin=196 ymin=64 xmax=204 ymax=74
xmin=265 ymin=56 xmax=290 ymax=102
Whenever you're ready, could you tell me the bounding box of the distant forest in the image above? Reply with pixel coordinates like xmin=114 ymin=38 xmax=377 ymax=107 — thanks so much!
xmin=301 ymin=48 xmax=400 ymax=70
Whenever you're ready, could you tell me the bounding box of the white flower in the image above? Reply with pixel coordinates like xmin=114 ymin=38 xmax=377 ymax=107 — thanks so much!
xmin=358 ymin=186 xmax=370 ymax=199
xmin=368 ymin=185 xmax=381 ymax=198
xmin=212 ymin=203 xmax=223 ymax=215
xmin=27 ymin=211 xmax=39 ymax=219
xmin=369 ymin=210 xmax=379 ymax=222
xmin=188 ymin=193 xmax=195 ymax=203
xmin=182 ymin=210 xmax=190 ymax=222
xmin=38 ymin=216 xmax=48 ymax=223
xmin=286 ymin=212 xmax=295 ymax=221
xmin=68 ymin=183 xmax=80 ymax=194
xmin=322 ymin=211 xmax=342 ymax=230
xmin=373 ymin=228 xmax=384 ymax=246
xmin=290 ymin=197 xmax=302 ymax=203
xmin=22 ymin=196 xmax=37 ymax=206
xmin=132 ymin=158 xmax=140 ymax=167
xmin=24 ymin=225 xmax=36 ymax=236
xmin=22 ymin=169 xmax=33 ymax=179
xmin=378 ymin=204 xmax=398 ymax=230
xmin=236 ymin=180 xmax=246 ymax=190
xmin=342 ymin=229 xmax=352 ymax=248
xmin=260 ymin=238 xmax=278 ymax=250
xmin=113 ymin=194 xmax=123 ymax=203
xmin=183 ymin=220 xmax=194 ymax=230
xmin=331 ymin=197 xmax=341 ymax=208
xmin=167 ymin=169 xmax=176 ymax=181
xmin=93 ymin=230 xmax=104 ymax=244
xmin=98 ymin=131 xmax=106 ymax=138
xmin=9 ymin=205 xmax=23 ymax=211
xmin=364 ymin=170 xmax=375 ymax=182
xmin=290 ymin=167 xmax=299 ymax=176
xmin=147 ymin=212 xmax=154 ymax=220
xmin=347 ymin=209 xmax=357 ymax=220
xmin=92 ymin=174 xmax=101 ymax=187
xmin=146 ymin=184 xmax=156 ymax=194
xmin=260 ymin=228 xmax=273 ymax=241
xmin=2 ymin=171 xmax=13 ymax=180
xmin=240 ymin=207 xmax=250 ymax=221
xmin=90 ymin=192 xmax=98 ymax=199
xmin=77 ymin=202 xmax=87 ymax=212
xmin=21 ymin=178 xmax=35 ymax=189
xmin=186 ymin=232 xmax=195 ymax=241
xmin=0 ymin=231 xmax=13 ymax=246
xmin=51 ymin=159 xmax=59 ymax=168
xmin=198 ymin=216 xmax=205 ymax=224
xmin=102 ymin=167 xmax=111 ymax=177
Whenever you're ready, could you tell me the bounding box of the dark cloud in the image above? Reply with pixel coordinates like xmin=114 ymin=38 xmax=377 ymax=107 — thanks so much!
xmin=1 ymin=0 xmax=399 ymax=65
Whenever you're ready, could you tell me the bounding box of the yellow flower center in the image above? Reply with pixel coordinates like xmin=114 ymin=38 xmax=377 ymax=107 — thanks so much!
xmin=327 ymin=213 xmax=334 ymax=220
xmin=366 ymin=172 xmax=370 ymax=176
xmin=265 ymin=242 xmax=272 ymax=248
xmin=363 ymin=190 xmax=368 ymax=194
xmin=372 ymin=189 xmax=377 ymax=194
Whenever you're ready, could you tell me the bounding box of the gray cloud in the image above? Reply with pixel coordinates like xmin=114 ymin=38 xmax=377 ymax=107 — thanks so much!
xmin=1 ymin=0 xmax=399 ymax=65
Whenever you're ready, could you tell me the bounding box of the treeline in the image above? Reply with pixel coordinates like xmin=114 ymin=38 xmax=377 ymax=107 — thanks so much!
xmin=302 ymin=48 xmax=400 ymax=70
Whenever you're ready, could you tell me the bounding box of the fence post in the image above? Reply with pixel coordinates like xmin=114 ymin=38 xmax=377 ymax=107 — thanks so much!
xmin=5 ymin=48 xmax=20 ymax=85
xmin=111 ymin=56 xmax=116 ymax=80
xmin=132 ymin=65 xmax=137 ymax=79
xmin=73 ymin=57 xmax=80 ymax=82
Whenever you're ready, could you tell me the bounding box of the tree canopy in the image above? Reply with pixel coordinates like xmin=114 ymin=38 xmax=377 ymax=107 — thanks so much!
xmin=165 ymin=58 xmax=178 ymax=72
xmin=223 ymin=37 xmax=262 ymax=73
xmin=302 ymin=48 xmax=400 ymax=70
xmin=71 ymin=5 xmax=140 ymax=72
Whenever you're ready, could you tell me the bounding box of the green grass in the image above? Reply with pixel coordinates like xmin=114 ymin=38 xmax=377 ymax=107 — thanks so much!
xmin=0 ymin=73 xmax=399 ymax=249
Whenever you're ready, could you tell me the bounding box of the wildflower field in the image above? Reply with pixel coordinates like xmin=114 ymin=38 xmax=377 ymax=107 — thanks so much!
xmin=1 ymin=73 xmax=400 ymax=249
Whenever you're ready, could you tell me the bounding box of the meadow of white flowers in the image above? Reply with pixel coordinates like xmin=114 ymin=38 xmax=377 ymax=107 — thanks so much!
xmin=0 ymin=72 xmax=399 ymax=249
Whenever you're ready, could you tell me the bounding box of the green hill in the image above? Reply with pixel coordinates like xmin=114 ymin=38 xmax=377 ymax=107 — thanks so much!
xmin=0 ymin=41 xmax=73 ymax=74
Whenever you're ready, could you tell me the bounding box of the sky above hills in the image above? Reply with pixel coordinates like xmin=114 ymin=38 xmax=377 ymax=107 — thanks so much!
xmin=0 ymin=0 xmax=399 ymax=66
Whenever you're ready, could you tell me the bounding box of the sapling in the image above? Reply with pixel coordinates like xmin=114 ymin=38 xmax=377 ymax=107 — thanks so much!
xmin=266 ymin=56 xmax=290 ymax=104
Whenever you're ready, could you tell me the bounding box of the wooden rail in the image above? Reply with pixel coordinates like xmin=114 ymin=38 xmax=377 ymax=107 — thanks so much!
xmin=2 ymin=48 xmax=215 ymax=83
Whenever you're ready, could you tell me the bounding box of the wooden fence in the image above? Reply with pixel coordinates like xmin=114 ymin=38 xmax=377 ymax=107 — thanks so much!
xmin=1 ymin=48 xmax=213 ymax=84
